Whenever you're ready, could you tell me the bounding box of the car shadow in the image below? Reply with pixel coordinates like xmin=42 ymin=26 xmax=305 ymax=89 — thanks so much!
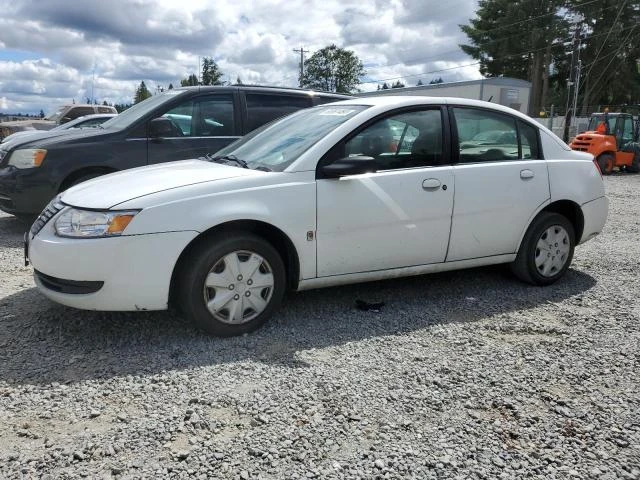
xmin=0 ymin=215 xmax=30 ymax=248
xmin=0 ymin=265 xmax=597 ymax=386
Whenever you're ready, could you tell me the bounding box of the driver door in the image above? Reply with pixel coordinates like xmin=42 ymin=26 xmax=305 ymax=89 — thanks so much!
xmin=316 ymin=107 xmax=454 ymax=277
xmin=147 ymin=94 xmax=240 ymax=164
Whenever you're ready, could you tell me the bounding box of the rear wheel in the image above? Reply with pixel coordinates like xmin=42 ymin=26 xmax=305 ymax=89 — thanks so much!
xmin=627 ymin=149 xmax=640 ymax=173
xmin=177 ymin=233 xmax=286 ymax=337
xmin=511 ymin=212 xmax=575 ymax=286
xmin=597 ymin=154 xmax=615 ymax=175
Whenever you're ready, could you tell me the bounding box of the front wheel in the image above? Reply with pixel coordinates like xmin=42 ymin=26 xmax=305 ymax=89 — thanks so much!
xmin=177 ymin=233 xmax=286 ymax=337
xmin=511 ymin=212 xmax=575 ymax=286
xmin=597 ymin=154 xmax=615 ymax=175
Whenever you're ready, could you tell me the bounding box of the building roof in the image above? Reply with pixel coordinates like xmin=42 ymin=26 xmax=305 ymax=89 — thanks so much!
xmin=359 ymin=77 xmax=531 ymax=96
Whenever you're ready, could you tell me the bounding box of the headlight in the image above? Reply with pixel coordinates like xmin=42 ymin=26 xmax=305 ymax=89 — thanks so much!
xmin=54 ymin=208 xmax=138 ymax=238
xmin=8 ymin=148 xmax=47 ymax=168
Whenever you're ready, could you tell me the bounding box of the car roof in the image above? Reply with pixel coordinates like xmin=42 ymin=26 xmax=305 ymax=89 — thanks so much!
xmin=171 ymin=85 xmax=352 ymax=98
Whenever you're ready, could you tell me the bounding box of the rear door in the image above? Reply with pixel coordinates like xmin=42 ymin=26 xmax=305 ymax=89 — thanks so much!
xmin=447 ymin=106 xmax=550 ymax=261
xmin=147 ymin=93 xmax=241 ymax=164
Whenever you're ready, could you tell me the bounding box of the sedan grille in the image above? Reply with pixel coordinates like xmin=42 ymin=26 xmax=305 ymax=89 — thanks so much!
xmin=31 ymin=198 xmax=65 ymax=236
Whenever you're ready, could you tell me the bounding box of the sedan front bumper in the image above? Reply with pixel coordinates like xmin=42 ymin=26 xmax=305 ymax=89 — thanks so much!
xmin=28 ymin=220 xmax=198 ymax=311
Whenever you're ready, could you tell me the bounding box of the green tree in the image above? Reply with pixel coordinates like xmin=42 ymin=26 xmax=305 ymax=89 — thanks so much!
xmin=416 ymin=79 xmax=424 ymax=86
xmin=569 ymin=0 xmax=640 ymax=114
xmin=429 ymin=77 xmax=444 ymax=84
xmin=381 ymin=82 xmax=390 ymax=90
xmin=114 ymin=103 xmax=132 ymax=113
xmin=180 ymin=74 xmax=199 ymax=87
xmin=134 ymin=81 xmax=152 ymax=104
xmin=168 ymin=83 xmax=174 ymax=90
xmin=201 ymin=57 xmax=224 ymax=85
xmin=460 ymin=0 xmax=567 ymax=115
xmin=236 ymin=76 xmax=243 ymax=85
xmin=391 ymin=80 xmax=405 ymax=88
xmin=301 ymin=44 xmax=365 ymax=93
xmin=39 ymin=109 xmax=45 ymax=118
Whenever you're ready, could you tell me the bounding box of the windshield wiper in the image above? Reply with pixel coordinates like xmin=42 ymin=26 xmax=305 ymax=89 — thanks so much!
xmin=206 ymin=154 xmax=249 ymax=169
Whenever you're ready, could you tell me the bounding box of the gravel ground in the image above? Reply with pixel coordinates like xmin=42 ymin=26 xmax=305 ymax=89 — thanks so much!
xmin=0 ymin=175 xmax=639 ymax=480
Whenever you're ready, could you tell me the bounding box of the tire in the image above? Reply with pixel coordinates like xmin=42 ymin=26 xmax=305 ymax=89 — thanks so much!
xmin=627 ymin=148 xmax=640 ymax=173
xmin=597 ymin=153 xmax=615 ymax=175
xmin=177 ymin=232 xmax=286 ymax=337
xmin=511 ymin=212 xmax=575 ymax=286
xmin=14 ymin=214 xmax=36 ymax=224
xmin=62 ymin=172 xmax=106 ymax=191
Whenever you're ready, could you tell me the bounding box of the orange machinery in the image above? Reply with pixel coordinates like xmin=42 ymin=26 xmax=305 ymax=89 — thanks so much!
xmin=569 ymin=111 xmax=640 ymax=174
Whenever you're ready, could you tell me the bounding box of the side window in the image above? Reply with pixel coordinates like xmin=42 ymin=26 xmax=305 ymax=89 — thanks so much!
xmin=195 ymin=95 xmax=235 ymax=136
xmin=97 ymin=106 xmax=114 ymax=114
xmin=344 ymin=109 xmax=443 ymax=170
xmin=518 ymin=120 xmax=541 ymax=159
xmin=158 ymin=95 xmax=235 ymax=137
xmin=161 ymin=100 xmax=195 ymax=136
xmin=245 ymin=94 xmax=312 ymax=132
xmin=622 ymin=117 xmax=634 ymax=144
xmin=65 ymin=107 xmax=95 ymax=122
xmin=453 ymin=107 xmax=519 ymax=163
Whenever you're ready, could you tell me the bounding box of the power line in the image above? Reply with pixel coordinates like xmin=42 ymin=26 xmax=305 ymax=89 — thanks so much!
xmin=580 ymin=0 xmax=627 ymax=89
xmin=293 ymin=47 xmax=309 ymax=88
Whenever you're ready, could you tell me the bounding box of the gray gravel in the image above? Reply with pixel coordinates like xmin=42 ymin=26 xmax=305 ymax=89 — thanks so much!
xmin=1 ymin=175 xmax=639 ymax=479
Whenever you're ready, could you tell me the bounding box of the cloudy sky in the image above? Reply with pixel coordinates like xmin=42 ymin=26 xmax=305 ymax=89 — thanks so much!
xmin=0 ymin=0 xmax=482 ymax=114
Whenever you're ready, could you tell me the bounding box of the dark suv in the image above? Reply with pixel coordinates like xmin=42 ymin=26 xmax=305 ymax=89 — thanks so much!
xmin=0 ymin=86 xmax=350 ymax=217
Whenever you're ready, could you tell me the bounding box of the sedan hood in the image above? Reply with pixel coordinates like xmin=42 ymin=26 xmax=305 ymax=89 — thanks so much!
xmin=61 ymin=159 xmax=261 ymax=209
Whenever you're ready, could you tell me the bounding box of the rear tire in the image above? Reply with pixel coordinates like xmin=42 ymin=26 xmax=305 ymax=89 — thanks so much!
xmin=177 ymin=232 xmax=286 ymax=337
xmin=511 ymin=212 xmax=575 ymax=286
xmin=627 ymin=148 xmax=640 ymax=173
xmin=597 ymin=154 xmax=615 ymax=175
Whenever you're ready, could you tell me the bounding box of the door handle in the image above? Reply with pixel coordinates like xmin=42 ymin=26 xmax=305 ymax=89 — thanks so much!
xmin=422 ymin=178 xmax=441 ymax=190
xmin=520 ymin=169 xmax=535 ymax=179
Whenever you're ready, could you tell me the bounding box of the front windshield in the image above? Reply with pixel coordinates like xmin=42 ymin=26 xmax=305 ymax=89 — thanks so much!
xmin=100 ymin=90 xmax=184 ymax=130
xmin=214 ymin=104 xmax=369 ymax=171
xmin=587 ymin=115 xmax=615 ymax=132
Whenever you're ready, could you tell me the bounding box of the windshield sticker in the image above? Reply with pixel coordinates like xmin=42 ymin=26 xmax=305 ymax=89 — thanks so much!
xmin=318 ymin=108 xmax=357 ymax=116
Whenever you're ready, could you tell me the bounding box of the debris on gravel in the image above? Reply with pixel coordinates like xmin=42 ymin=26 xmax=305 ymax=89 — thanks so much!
xmin=0 ymin=175 xmax=639 ymax=479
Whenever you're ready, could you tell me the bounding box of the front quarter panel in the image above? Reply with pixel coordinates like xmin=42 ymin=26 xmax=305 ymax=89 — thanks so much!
xmin=116 ymin=171 xmax=318 ymax=280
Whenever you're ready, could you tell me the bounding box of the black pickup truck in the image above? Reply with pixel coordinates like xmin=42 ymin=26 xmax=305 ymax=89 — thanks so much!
xmin=0 ymin=85 xmax=349 ymax=218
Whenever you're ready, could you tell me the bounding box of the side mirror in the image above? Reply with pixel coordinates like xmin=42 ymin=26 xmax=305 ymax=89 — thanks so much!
xmin=321 ymin=156 xmax=378 ymax=178
xmin=148 ymin=117 xmax=176 ymax=138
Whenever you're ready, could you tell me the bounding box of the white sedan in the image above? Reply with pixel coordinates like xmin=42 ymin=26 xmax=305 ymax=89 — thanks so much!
xmin=26 ymin=97 xmax=608 ymax=336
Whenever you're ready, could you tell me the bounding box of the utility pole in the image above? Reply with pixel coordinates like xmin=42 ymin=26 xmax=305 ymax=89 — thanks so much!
xmin=563 ymin=17 xmax=583 ymax=142
xmin=293 ymin=47 xmax=309 ymax=87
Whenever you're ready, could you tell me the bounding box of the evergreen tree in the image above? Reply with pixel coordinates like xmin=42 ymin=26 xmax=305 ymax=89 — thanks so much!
xmin=201 ymin=57 xmax=224 ymax=85
xmin=381 ymin=82 xmax=390 ymax=90
xmin=168 ymin=83 xmax=174 ymax=90
xmin=391 ymin=80 xmax=405 ymax=88
xmin=416 ymin=79 xmax=424 ymax=86
xmin=180 ymin=74 xmax=199 ymax=87
xmin=134 ymin=81 xmax=152 ymax=104
xmin=39 ymin=109 xmax=45 ymax=118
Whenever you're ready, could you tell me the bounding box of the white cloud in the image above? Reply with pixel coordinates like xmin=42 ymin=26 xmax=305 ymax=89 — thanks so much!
xmin=0 ymin=0 xmax=480 ymax=113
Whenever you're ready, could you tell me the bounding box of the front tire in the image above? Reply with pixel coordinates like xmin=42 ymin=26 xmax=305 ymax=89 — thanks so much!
xmin=597 ymin=154 xmax=615 ymax=175
xmin=177 ymin=233 xmax=286 ymax=337
xmin=511 ymin=212 xmax=575 ymax=286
